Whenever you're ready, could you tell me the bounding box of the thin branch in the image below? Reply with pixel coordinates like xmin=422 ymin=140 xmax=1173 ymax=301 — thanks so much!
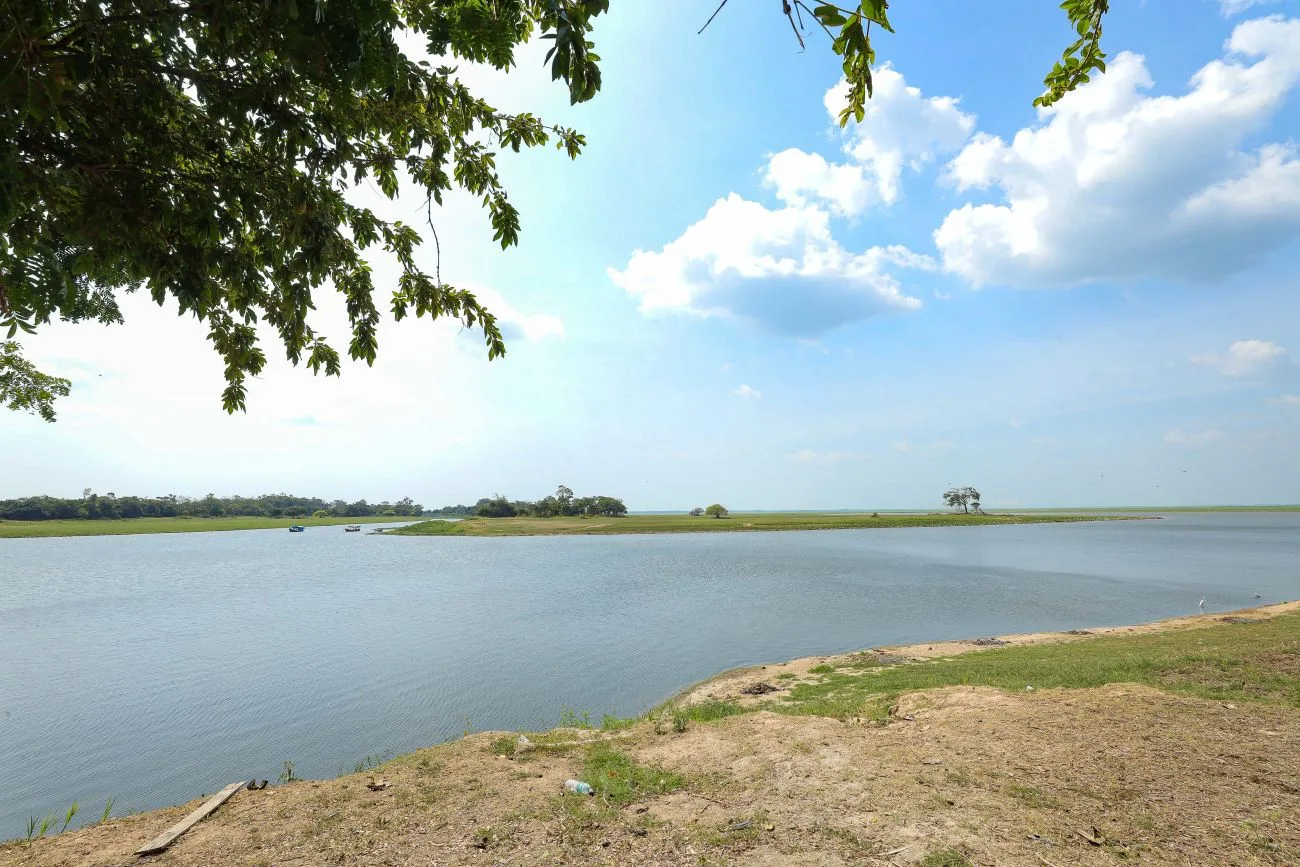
xmin=697 ymin=0 xmax=730 ymax=35
xmin=425 ymin=195 xmax=441 ymax=287
xmin=792 ymin=0 xmax=835 ymax=41
xmin=782 ymin=1 xmax=805 ymax=50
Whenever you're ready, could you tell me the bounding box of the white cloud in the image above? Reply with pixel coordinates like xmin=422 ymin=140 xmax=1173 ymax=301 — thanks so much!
xmin=1192 ymin=339 xmax=1288 ymax=377
xmin=764 ymin=149 xmax=873 ymax=217
xmin=607 ymin=194 xmax=927 ymax=336
xmin=1221 ymin=0 xmax=1277 ymax=17
xmin=816 ymin=67 xmax=975 ymax=209
xmin=733 ymin=384 xmax=762 ymax=400
xmin=471 ymin=286 xmax=565 ymax=342
xmin=935 ymin=16 xmax=1300 ymax=287
xmin=1165 ymin=429 xmax=1227 ymax=445
xmin=609 ymin=66 xmax=969 ymax=337
xmin=1268 ymin=393 xmax=1300 ymax=404
xmin=762 ymin=67 xmax=973 ymax=216
xmin=788 ymin=448 xmax=820 ymax=462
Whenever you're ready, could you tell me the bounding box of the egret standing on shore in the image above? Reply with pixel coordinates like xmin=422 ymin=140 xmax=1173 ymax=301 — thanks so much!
xmin=1199 ymin=597 xmax=1206 ymax=611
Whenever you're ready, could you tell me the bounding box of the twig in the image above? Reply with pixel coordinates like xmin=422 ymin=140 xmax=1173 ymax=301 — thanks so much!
xmin=782 ymin=1 xmax=805 ymax=50
xmin=869 ymin=843 xmax=914 ymax=857
xmin=793 ymin=0 xmax=837 ymax=41
xmin=697 ymin=0 xmax=730 ymax=34
xmin=425 ymin=195 xmax=441 ymax=286
xmin=1035 ymin=855 xmax=1065 ymax=867
xmin=688 ymin=792 xmax=735 ymax=809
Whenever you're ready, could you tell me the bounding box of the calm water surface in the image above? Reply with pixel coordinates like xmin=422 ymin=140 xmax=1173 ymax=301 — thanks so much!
xmin=2 ymin=513 xmax=1298 ymax=836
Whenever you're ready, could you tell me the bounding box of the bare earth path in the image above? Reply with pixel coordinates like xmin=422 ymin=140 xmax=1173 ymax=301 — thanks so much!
xmin=5 ymin=604 xmax=1298 ymax=867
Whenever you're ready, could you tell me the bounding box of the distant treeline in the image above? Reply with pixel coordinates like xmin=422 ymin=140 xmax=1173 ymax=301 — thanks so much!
xmin=0 ymin=491 xmax=425 ymax=521
xmin=445 ymin=485 xmax=627 ymax=519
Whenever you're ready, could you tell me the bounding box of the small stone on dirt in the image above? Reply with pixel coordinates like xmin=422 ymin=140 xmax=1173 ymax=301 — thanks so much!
xmin=971 ymin=637 xmax=1009 ymax=646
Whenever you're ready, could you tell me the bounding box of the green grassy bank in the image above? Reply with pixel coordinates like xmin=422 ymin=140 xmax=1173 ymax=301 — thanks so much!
xmin=389 ymin=512 xmax=1137 ymax=537
xmin=0 ymin=514 xmax=412 ymax=539
xmin=669 ymin=608 xmax=1300 ymax=728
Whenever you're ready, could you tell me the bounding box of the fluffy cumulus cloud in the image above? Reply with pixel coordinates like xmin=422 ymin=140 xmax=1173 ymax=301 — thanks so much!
xmin=935 ymin=15 xmax=1300 ymax=287
xmin=1193 ymin=339 xmax=1289 ymax=377
xmin=608 ymin=67 xmax=966 ymax=336
xmin=608 ymin=194 xmax=928 ymax=336
xmin=733 ymin=384 xmax=762 ymax=400
xmin=764 ymin=67 xmax=974 ymax=214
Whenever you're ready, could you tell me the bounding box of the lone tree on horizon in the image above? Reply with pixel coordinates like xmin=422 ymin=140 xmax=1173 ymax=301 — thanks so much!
xmin=705 ymin=504 xmax=729 ymax=519
xmin=943 ymin=487 xmax=982 ymax=514
xmin=689 ymin=507 xmax=704 ymax=517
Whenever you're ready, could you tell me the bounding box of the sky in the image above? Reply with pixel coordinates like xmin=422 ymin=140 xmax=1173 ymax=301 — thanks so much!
xmin=4 ymin=0 xmax=1300 ymax=510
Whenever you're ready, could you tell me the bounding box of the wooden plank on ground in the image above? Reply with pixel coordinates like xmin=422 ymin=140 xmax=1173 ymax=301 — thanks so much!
xmin=135 ymin=781 xmax=244 ymax=856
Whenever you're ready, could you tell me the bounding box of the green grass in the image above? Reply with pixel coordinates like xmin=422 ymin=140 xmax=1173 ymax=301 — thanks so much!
xmin=388 ymin=512 xmax=1136 ymax=537
xmin=0 ymin=514 xmax=412 ymax=538
xmin=675 ymin=700 xmax=747 ymax=723
xmin=917 ymin=849 xmax=973 ymax=867
xmin=579 ymin=743 xmax=683 ymax=806
xmin=765 ymin=613 xmax=1300 ymax=722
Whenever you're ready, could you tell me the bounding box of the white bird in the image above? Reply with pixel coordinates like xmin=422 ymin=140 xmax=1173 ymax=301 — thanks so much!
xmin=1198 ymin=597 xmax=1206 ymax=611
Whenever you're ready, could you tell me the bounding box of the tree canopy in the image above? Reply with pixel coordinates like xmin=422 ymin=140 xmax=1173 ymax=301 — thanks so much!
xmin=942 ymin=486 xmax=981 ymax=514
xmin=471 ymin=485 xmax=627 ymax=518
xmin=704 ymin=503 xmax=728 ymax=519
xmin=0 ymin=490 xmax=424 ymax=520
xmin=2 ymin=0 xmax=1108 ymax=420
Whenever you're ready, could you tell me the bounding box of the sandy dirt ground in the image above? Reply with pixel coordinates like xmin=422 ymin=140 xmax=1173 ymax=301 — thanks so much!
xmin=4 ymin=603 xmax=1298 ymax=867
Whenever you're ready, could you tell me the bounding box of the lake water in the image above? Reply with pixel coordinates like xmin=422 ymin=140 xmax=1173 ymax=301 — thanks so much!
xmin=2 ymin=513 xmax=1298 ymax=837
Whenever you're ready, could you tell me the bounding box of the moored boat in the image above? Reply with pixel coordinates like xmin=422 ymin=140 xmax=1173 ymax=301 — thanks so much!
xmin=288 ymin=525 xmax=306 ymax=533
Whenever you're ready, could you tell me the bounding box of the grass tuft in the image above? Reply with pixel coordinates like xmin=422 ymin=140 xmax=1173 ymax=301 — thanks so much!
xmin=918 ymin=848 xmax=972 ymax=867
xmin=580 ymin=743 xmax=683 ymax=806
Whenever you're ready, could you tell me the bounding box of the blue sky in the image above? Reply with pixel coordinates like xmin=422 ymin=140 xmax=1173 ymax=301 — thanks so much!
xmin=4 ymin=0 xmax=1300 ymax=509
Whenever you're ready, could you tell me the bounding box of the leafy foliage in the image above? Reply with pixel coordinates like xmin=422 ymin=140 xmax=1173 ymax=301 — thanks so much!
xmin=704 ymin=1 xmax=1110 ymax=125
xmin=1036 ymin=1 xmax=1110 ymax=109
xmin=0 ymin=339 xmax=69 ymax=421
xmin=473 ymin=484 xmax=627 ymax=518
xmin=2 ymin=0 xmax=609 ymax=415
xmin=3 ymin=0 xmax=1111 ymax=421
xmin=704 ymin=503 xmax=728 ymax=518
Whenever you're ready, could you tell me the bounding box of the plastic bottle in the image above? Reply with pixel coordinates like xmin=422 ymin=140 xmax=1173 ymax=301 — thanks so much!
xmin=563 ymin=779 xmax=594 ymax=796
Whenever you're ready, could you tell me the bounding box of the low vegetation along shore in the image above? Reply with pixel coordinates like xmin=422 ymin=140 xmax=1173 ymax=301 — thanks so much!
xmin=390 ymin=512 xmax=1135 ymax=537
xmin=0 ymin=515 xmax=411 ymax=539
xmin=9 ymin=603 xmax=1297 ymax=866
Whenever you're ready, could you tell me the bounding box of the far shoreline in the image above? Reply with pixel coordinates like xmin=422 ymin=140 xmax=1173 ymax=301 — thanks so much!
xmin=388 ymin=511 xmax=1146 ymax=537
xmin=0 ymin=514 xmax=416 ymax=539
